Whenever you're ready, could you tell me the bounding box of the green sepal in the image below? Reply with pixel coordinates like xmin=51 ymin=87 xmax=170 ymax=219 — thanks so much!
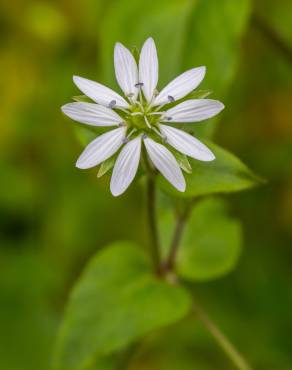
xmin=97 ymin=155 xmax=117 ymax=178
xmin=185 ymin=89 xmax=212 ymax=99
xmin=72 ymin=95 xmax=93 ymax=103
xmin=131 ymin=46 xmax=140 ymax=64
xmin=173 ymin=152 xmax=192 ymax=174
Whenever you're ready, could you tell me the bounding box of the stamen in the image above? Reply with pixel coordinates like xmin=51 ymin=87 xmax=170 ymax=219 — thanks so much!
xmin=122 ymin=137 xmax=129 ymax=144
xmin=153 ymin=103 xmax=166 ymax=112
xmin=127 ymin=92 xmax=134 ymax=98
xmin=108 ymin=100 xmax=116 ymax=109
xmin=148 ymin=90 xmax=158 ymax=108
xmin=144 ymin=115 xmax=151 ymax=129
xmin=138 ymin=88 xmax=143 ymax=106
xmin=118 ymin=122 xmax=126 ymax=127
xmin=166 ymin=116 xmax=173 ymax=121
xmin=152 ymin=127 xmax=165 ymax=140
xmin=118 ymin=107 xmax=130 ymax=114
xmin=136 ymin=101 xmax=145 ymax=112
xmin=127 ymin=128 xmax=137 ymax=139
xmin=148 ymin=111 xmax=165 ymax=116
xmin=168 ymin=95 xmax=175 ymax=102
xmin=142 ymin=134 xmax=147 ymax=139
xmin=153 ymin=88 xmax=159 ymax=97
xmin=135 ymin=82 xmax=144 ymax=88
xmin=128 ymin=96 xmax=135 ymax=105
xmin=130 ymin=112 xmax=143 ymax=116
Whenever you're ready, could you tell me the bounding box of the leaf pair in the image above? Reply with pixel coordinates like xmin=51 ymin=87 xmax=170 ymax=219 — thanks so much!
xmin=54 ymin=243 xmax=191 ymax=370
xmin=54 ymin=197 xmax=245 ymax=370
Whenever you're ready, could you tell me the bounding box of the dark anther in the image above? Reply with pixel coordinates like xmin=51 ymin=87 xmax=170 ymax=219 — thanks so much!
xmin=142 ymin=134 xmax=147 ymax=139
xmin=135 ymin=82 xmax=144 ymax=87
xmin=168 ymin=95 xmax=175 ymax=102
xmin=108 ymin=100 xmax=116 ymax=108
xmin=166 ymin=116 xmax=173 ymax=121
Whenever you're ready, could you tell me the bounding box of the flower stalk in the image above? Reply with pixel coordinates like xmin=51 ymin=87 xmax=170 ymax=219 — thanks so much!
xmin=146 ymin=172 xmax=162 ymax=275
xmin=163 ymin=200 xmax=195 ymax=272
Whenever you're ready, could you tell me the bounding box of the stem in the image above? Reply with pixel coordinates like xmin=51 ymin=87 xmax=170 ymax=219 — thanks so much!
xmin=193 ymin=300 xmax=252 ymax=370
xmin=144 ymin=160 xmax=161 ymax=274
xmin=252 ymin=12 xmax=292 ymax=64
xmin=163 ymin=201 xmax=194 ymax=272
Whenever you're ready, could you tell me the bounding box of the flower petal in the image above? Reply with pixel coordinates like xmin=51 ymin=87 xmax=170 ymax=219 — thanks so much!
xmin=110 ymin=136 xmax=141 ymax=196
xmin=73 ymin=76 xmax=129 ymax=109
xmin=153 ymin=67 xmax=206 ymax=106
xmin=162 ymin=99 xmax=225 ymax=123
xmin=144 ymin=137 xmax=185 ymax=192
xmin=159 ymin=124 xmax=215 ymax=161
xmin=139 ymin=38 xmax=158 ymax=103
xmin=61 ymin=102 xmax=123 ymax=127
xmin=76 ymin=127 xmax=126 ymax=169
xmin=114 ymin=42 xmax=139 ymax=100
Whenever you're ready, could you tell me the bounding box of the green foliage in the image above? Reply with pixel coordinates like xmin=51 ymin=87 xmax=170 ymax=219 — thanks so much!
xmin=3 ymin=0 xmax=292 ymax=369
xmin=100 ymin=0 xmax=251 ymax=136
xmin=159 ymin=198 xmax=242 ymax=281
xmin=159 ymin=140 xmax=262 ymax=198
xmin=177 ymin=198 xmax=242 ymax=281
xmin=54 ymin=242 xmax=191 ymax=370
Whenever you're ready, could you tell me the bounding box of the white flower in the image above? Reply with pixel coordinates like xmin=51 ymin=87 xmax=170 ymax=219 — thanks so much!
xmin=62 ymin=37 xmax=224 ymax=196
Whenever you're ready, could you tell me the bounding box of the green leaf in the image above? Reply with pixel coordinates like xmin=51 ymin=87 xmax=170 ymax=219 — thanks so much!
xmin=54 ymin=242 xmax=191 ymax=370
xmin=177 ymin=198 xmax=242 ymax=281
xmin=158 ymin=140 xmax=263 ymax=198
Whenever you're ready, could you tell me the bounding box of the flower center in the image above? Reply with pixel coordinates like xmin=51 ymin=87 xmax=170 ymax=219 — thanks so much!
xmin=124 ymin=103 xmax=164 ymax=133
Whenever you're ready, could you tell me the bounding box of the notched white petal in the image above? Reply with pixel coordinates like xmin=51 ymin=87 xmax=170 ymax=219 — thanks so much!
xmin=139 ymin=37 xmax=158 ymax=103
xmin=159 ymin=124 xmax=215 ymax=162
xmin=73 ymin=76 xmax=129 ymax=109
xmin=61 ymin=102 xmax=123 ymax=126
xmin=110 ymin=136 xmax=141 ymax=196
xmin=144 ymin=138 xmax=185 ymax=192
xmin=76 ymin=127 xmax=126 ymax=169
xmin=162 ymin=99 xmax=225 ymax=123
xmin=153 ymin=67 xmax=206 ymax=106
xmin=114 ymin=42 xmax=138 ymax=100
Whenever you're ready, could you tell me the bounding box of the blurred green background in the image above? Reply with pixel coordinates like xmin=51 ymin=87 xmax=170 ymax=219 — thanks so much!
xmin=1 ymin=0 xmax=292 ymax=369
